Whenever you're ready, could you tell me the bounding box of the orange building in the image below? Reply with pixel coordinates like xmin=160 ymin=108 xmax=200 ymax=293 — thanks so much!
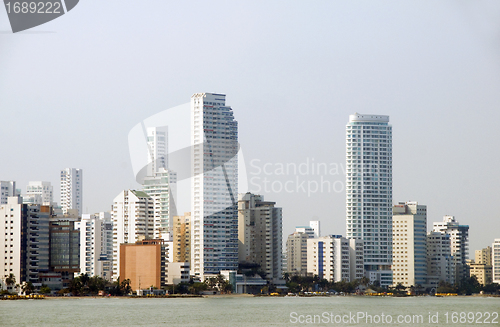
xmin=120 ymin=239 xmax=165 ymax=290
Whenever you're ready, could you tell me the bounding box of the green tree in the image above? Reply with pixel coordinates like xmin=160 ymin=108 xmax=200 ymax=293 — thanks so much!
xmin=39 ymin=285 xmax=51 ymax=294
xmin=222 ymin=282 xmax=233 ymax=294
xmin=120 ymin=278 xmax=132 ymax=295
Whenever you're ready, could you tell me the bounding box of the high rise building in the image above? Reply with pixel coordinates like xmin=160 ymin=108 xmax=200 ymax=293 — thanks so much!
xmin=286 ymin=232 xmax=309 ymax=276
xmin=346 ymin=113 xmax=393 ymax=280
xmin=392 ymin=202 xmax=427 ymax=287
xmin=493 ymin=239 xmax=500 ymax=284
xmin=475 ymin=246 xmax=492 ymax=265
xmin=433 ymin=216 xmax=469 ymax=282
xmin=173 ymin=212 xmax=191 ymax=264
xmin=26 ymin=181 xmax=53 ymax=205
xmin=427 ymin=231 xmax=454 ymax=287
xmin=0 ymin=197 xmax=80 ymax=291
xmin=143 ymin=168 xmax=177 ymax=239
xmin=0 ymin=181 xmax=18 ymax=205
xmin=309 ymin=221 xmax=320 ymax=238
xmin=146 ymin=126 xmax=168 ymax=177
xmin=112 ymin=190 xmax=155 ymax=280
xmin=0 ymin=197 xmax=50 ymax=290
xmin=60 ymin=168 xmax=83 ymax=216
xmin=191 ymin=93 xmax=239 ymax=278
xmin=75 ymin=212 xmax=113 ymax=280
xmin=238 ymin=193 xmax=283 ymax=282
xmin=307 ymin=235 xmax=363 ymax=282
xmin=49 ymin=219 xmax=80 ymax=287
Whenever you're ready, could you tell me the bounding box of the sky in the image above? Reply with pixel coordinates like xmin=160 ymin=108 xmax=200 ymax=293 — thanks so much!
xmin=1 ymin=1 xmax=500 ymax=253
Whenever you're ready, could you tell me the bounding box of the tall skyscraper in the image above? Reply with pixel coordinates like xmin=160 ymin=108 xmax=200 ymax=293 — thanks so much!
xmin=238 ymin=193 xmax=283 ymax=282
xmin=346 ymin=113 xmax=393 ymax=280
xmin=392 ymin=202 xmax=427 ymax=287
xmin=191 ymin=92 xmax=239 ymax=278
xmin=432 ymin=216 xmax=469 ymax=282
xmin=146 ymin=126 xmax=168 ymax=177
xmin=60 ymin=168 xmax=83 ymax=216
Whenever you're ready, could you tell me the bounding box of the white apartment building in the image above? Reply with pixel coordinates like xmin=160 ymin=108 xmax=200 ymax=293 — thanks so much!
xmin=60 ymin=168 xmax=83 ymax=216
xmin=26 ymin=181 xmax=53 ymax=205
xmin=306 ymin=235 xmax=364 ymax=282
xmin=427 ymin=231 xmax=454 ymax=287
xmin=286 ymin=232 xmax=309 ymax=276
xmin=346 ymin=113 xmax=392 ymax=281
xmin=392 ymin=202 xmax=427 ymax=287
xmin=143 ymin=168 xmax=177 ymax=240
xmin=0 ymin=181 xmax=18 ymax=205
xmin=493 ymin=239 xmax=500 ymax=284
xmin=112 ymin=190 xmax=154 ymax=280
xmin=146 ymin=126 xmax=168 ymax=177
xmin=238 ymin=193 xmax=282 ymax=282
xmin=191 ymin=93 xmax=239 ymax=278
xmin=0 ymin=197 xmax=50 ymax=291
xmin=433 ymin=216 xmax=469 ymax=282
xmin=75 ymin=212 xmax=113 ymax=281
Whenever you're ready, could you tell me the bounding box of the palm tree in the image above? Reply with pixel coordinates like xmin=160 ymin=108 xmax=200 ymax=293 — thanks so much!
xmin=22 ymin=282 xmax=34 ymax=295
xmin=5 ymin=273 xmax=16 ymax=290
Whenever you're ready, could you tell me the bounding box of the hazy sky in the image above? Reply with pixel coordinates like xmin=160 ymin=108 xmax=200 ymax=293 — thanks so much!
xmin=1 ymin=1 xmax=499 ymax=253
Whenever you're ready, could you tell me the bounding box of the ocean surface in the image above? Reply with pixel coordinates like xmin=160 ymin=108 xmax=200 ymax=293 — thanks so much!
xmin=1 ymin=296 xmax=499 ymax=326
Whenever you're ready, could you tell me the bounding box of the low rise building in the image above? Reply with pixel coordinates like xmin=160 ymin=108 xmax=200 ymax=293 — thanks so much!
xmin=165 ymin=262 xmax=190 ymax=285
xmin=306 ymin=235 xmax=363 ymax=282
xmin=120 ymin=239 xmax=167 ymax=291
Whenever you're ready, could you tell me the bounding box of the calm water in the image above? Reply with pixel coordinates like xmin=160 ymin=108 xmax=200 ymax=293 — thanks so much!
xmin=1 ymin=296 xmax=499 ymax=326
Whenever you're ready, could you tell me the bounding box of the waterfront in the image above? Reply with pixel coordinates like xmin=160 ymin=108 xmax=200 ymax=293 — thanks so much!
xmin=1 ymin=296 xmax=499 ymax=326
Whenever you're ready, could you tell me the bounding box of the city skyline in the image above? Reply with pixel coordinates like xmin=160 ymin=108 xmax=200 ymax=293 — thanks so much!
xmin=1 ymin=1 xmax=500 ymax=254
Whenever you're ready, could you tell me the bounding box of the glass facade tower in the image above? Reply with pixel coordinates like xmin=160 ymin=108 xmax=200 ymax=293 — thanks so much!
xmin=191 ymin=93 xmax=239 ymax=278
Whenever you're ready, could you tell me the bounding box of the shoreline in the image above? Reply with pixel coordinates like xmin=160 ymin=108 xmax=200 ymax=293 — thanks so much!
xmin=3 ymin=293 xmax=499 ymax=300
